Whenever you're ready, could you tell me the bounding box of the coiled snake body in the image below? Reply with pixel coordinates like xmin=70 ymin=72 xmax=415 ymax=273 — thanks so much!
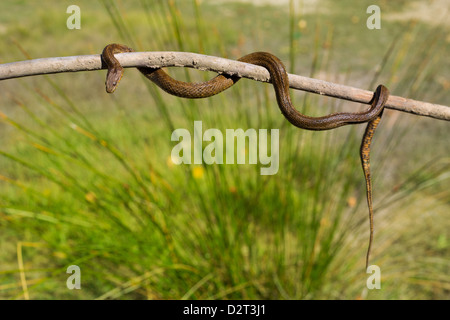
xmin=102 ymin=44 xmax=389 ymax=268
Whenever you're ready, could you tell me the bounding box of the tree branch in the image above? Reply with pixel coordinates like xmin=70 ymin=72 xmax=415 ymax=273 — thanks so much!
xmin=0 ymin=51 xmax=449 ymax=121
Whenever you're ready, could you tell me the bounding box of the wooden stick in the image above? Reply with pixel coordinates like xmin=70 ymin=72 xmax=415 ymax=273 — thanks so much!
xmin=0 ymin=52 xmax=448 ymax=121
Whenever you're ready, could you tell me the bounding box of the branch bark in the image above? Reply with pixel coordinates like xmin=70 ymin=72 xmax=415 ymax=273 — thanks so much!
xmin=0 ymin=51 xmax=449 ymax=121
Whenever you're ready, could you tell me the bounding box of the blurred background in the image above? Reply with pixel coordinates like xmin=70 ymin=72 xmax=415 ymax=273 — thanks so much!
xmin=0 ymin=0 xmax=448 ymax=299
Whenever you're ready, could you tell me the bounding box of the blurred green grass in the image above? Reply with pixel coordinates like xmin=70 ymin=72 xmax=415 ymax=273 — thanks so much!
xmin=0 ymin=0 xmax=449 ymax=299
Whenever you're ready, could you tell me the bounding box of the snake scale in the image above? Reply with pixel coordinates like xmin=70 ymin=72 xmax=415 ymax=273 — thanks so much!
xmin=102 ymin=43 xmax=390 ymax=269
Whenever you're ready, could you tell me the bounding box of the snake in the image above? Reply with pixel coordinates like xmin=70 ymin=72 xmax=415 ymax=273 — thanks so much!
xmin=360 ymin=104 xmax=386 ymax=269
xmin=101 ymin=43 xmax=390 ymax=268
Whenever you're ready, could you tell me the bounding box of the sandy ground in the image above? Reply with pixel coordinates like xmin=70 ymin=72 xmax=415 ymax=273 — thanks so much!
xmin=383 ymin=0 xmax=450 ymax=27
xmin=213 ymin=0 xmax=450 ymax=28
xmin=213 ymin=0 xmax=325 ymax=13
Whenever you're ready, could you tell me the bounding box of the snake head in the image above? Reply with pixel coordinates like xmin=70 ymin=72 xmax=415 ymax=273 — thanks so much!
xmin=102 ymin=43 xmax=134 ymax=93
xmin=105 ymin=67 xmax=124 ymax=93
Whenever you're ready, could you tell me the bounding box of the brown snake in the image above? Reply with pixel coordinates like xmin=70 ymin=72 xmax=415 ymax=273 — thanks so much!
xmin=102 ymin=43 xmax=389 ymax=268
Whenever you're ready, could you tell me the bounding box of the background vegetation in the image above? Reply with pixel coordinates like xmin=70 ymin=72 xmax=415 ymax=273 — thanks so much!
xmin=0 ymin=0 xmax=448 ymax=299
